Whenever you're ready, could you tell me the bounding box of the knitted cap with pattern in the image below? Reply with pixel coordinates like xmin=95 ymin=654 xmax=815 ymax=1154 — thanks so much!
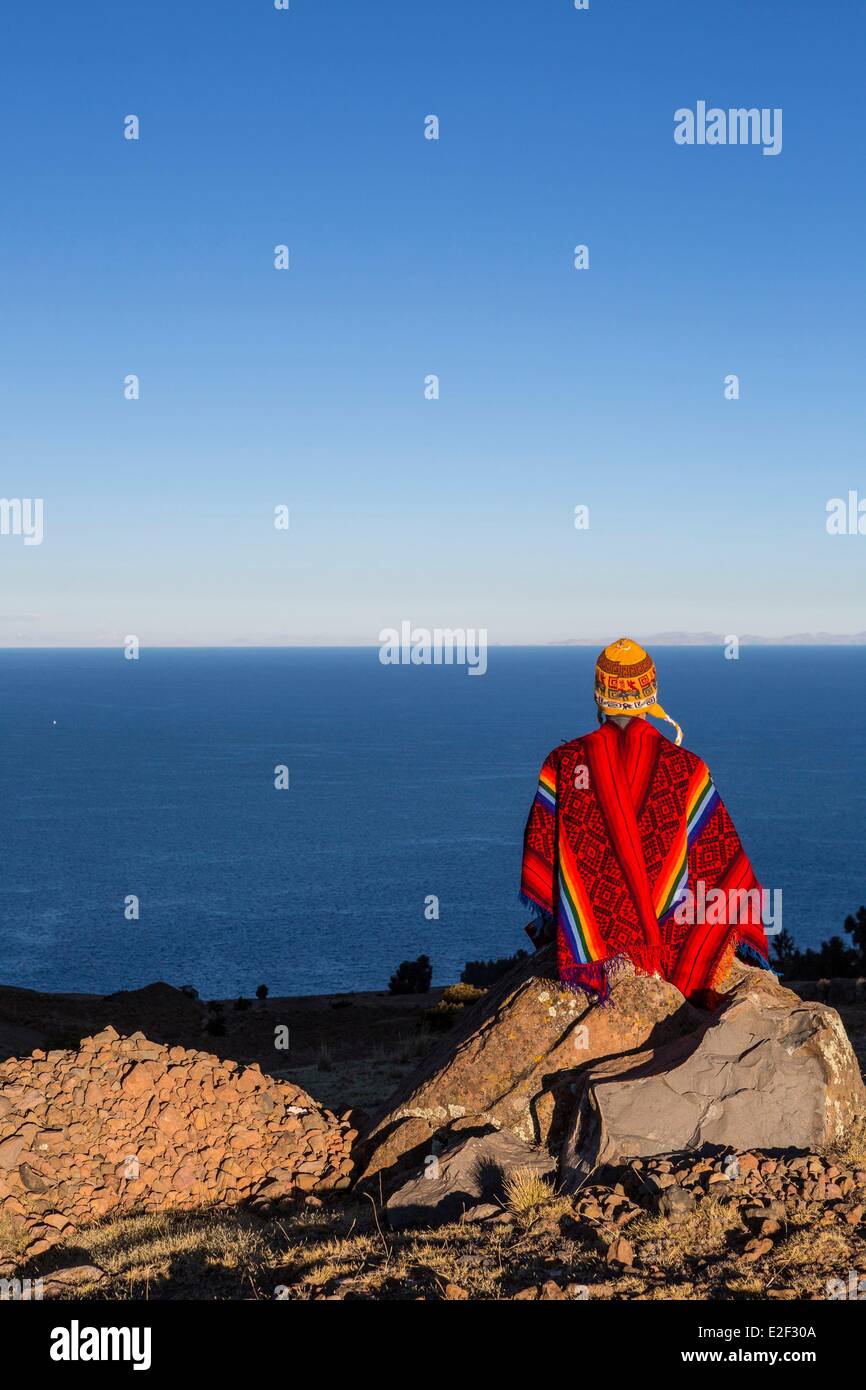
xmin=594 ymin=637 xmax=683 ymax=745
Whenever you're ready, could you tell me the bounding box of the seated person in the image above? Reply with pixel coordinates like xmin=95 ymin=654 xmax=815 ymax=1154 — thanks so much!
xmin=521 ymin=638 xmax=769 ymax=1008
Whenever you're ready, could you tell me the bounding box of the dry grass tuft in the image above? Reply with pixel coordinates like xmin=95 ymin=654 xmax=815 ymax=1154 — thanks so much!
xmin=647 ymin=1280 xmax=695 ymax=1299
xmin=502 ymin=1167 xmax=554 ymax=1217
xmin=627 ymin=1198 xmax=742 ymax=1274
xmin=771 ymin=1224 xmax=851 ymax=1272
xmin=725 ymin=1275 xmax=765 ymax=1296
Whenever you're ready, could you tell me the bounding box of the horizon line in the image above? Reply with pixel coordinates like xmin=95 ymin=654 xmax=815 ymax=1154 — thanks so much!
xmin=1 ymin=639 xmax=865 ymax=652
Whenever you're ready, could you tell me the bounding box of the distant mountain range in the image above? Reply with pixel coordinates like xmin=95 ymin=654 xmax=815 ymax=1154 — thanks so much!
xmin=551 ymin=632 xmax=866 ymax=646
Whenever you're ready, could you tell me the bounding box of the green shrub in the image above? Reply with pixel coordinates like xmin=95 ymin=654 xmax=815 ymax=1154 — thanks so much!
xmin=441 ymin=982 xmax=484 ymax=1006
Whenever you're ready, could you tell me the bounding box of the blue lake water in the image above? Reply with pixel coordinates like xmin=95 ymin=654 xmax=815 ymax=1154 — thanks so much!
xmin=0 ymin=647 xmax=863 ymax=997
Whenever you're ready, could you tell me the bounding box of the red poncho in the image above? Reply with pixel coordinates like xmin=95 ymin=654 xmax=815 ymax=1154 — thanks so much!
xmin=520 ymin=718 xmax=770 ymax=1007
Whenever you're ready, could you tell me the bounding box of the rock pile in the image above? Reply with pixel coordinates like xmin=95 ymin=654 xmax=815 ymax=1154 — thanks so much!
xmin=566 ymin=1148 xmax=866 ymax=1271
xmin=0 ymin=1027 xmax=355 ymax=1257
xmin=501 ymin=1147 xmax=866 ymax=1301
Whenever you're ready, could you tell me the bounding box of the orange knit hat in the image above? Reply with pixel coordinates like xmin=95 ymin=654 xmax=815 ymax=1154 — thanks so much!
xmin=594 ymin=637 xmax=683 ymax=745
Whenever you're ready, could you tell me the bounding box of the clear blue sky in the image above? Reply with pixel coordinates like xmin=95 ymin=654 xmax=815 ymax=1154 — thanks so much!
xmin=1 ymin=0 xmax=864 ymax=645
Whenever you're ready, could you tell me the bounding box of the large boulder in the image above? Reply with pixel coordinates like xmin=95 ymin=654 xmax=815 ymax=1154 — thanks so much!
xmin=561 ymin=964 xmax=866 ymax=1185
xmin=362 ymin=948 xmax=866 ymax=1191
xmin=360 ymin=946 xmax=701 ymax=1180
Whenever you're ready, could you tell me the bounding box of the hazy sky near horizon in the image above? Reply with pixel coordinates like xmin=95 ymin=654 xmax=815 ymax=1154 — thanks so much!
xmin=1 ymin=1 xmax=864 ymax=647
